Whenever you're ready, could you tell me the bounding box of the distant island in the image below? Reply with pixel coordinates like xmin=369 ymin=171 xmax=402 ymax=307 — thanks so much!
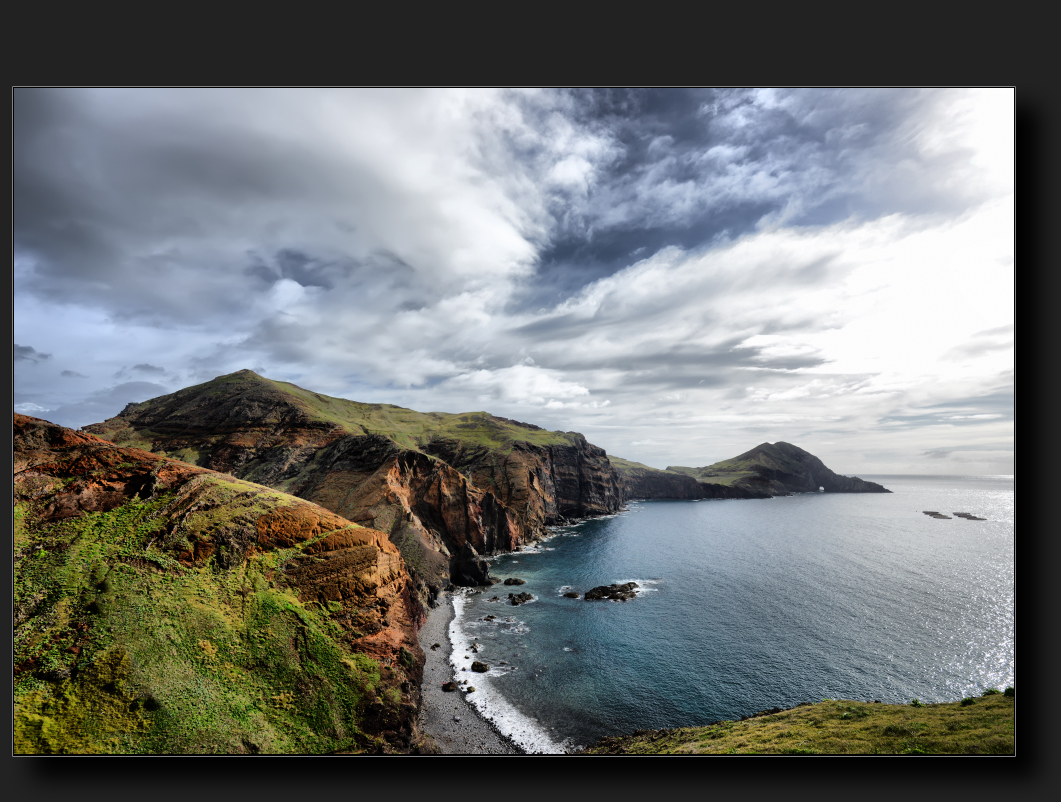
xmin=14 ymin=369 xmax=892 ymax=754
xmin=613 ymin=441 xmax=890 ymax=500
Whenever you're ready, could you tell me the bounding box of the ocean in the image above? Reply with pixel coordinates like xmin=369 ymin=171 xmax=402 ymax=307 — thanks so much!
xmin=446 ymin=475 xmax=1015 ymax=753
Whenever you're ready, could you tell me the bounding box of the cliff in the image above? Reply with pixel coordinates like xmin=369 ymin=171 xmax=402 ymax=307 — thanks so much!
xmin=13 ymin=414 xmax=429 ymax=754
xmin=613 ymin=442 xmax=889 ymax=499
xmin=608 ymin=457 xmax=707 ymax=499
xmin=84 ymin=370 xmax=624 ymax=607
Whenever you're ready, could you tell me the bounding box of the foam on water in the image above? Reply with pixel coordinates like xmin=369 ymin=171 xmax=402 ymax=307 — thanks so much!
xmin=449 ymin=591 xmax=569 ymax=754
xmin=615 ymin=578 xmax=662 ymax=596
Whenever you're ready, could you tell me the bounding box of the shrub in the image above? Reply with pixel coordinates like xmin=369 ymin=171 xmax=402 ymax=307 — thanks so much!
xmin=982 ymin=688 xmax=1001 ymax=696
xmin=910 ymin=699 xmax=924 ymax=708
xmin=1004 ymin=686 xmax=1014 ymax=697
xmin=961 ymin=697 xmax=975 ymax=706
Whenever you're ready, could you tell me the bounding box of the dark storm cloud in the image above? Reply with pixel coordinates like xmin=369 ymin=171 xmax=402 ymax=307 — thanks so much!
xmin=243 ymin=249 xmax=352 ymax=290
xmin=12 ymin=88 xmax=1011 ymax=472
xmin=509 ymin=88 xmax=982 ymax=308
xmin=44 ymin=381 xmax=169 ymax=429
xmin=61 ymin=370 xmax=88 ymax=378
xmin=14 ymin=344 xmax=51 ymax=362
xmin=12 ymin=89 xmax=360 ymax=325
xmin=545 ymin=340 xmax=827 ymax=378
xmin=113 ymin=364 xmax=169 ymax=380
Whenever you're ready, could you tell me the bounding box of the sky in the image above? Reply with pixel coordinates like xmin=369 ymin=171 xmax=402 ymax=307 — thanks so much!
xmin=13 ymin=88 xmax=1014 ymax=475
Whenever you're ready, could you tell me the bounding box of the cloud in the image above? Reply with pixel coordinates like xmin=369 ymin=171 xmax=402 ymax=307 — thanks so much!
xmin=60 ymin=370 xmax=88 ymax=378
xmin=922 ymin=444 xmax=1014 ymax=461
xmin=43 ymin=381 xmax=169 ymax=429
xmin=14 ymin=344 xmax=50 ymax=362
xmin=440 ymin=364 xmax=597 ymax=408
xmin=12 ymin=88 xmax=1013 ymax=472
xmin=14 ymin=402 xmax=51 ymax=415
xmin=943 ymin=325 xmax=1014 ymax=361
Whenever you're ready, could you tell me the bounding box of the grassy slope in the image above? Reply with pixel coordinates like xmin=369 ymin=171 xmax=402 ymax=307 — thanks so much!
xmin=265 ymin=376 xmax=583 ymax=453
xmin=608 ymin=456 xmax=672 ymax=474
xmin=108 ymin=370 xmax=583 ymax=457
xmin=578 ymin=695 xmax=1014 ymax=755
xmin=667 ymin=444 xmax=790 ymax=485
xmin=607 ymin=456 xmax=712 ymax=483
xmin=14 ymin=474 xmax=389 ymax=755
xmin=665 ymin=465 xmax=751 ymax=486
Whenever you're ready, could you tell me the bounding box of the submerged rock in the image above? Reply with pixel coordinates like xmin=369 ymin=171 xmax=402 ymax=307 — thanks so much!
xmin=563 ymin=591 xmax=580 ymax=598
xmin=508 ymin=591 xmax=533 ymax=606
xmin=503 ymin=577 xmax=526 ymax=585
xmin=471 ymin=661 xmax=489 ymax=673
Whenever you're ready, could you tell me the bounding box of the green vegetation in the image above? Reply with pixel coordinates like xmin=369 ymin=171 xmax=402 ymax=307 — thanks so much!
xmin=608 ymin=457 xmax=684 ymax=477
xmin=667 ymin=442 xmax=798 ymax=484
xmin=268 ymin=375 xmax=583 ymax=453
xmin=578 ymin=696 xmax=1014 ymax=755
xmin=93 ymin=369 xmax=583 ymax=458
xmin=14 ymin=479 xmax=388 ymax=754
xmin=665 ymin=466 xmax=752 ymax=486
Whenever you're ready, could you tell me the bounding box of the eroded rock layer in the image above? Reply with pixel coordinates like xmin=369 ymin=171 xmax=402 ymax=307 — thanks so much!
xmin=84 ymin=370 xmax=624 ymax=607
xmin=14 ymin=414 xmax=428 ymax=754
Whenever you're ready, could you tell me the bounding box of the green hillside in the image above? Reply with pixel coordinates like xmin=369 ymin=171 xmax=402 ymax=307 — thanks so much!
xmin=107 ymin=369 xmax=582 ymax=455
xmin=579 ymin=693 xmax=1014 ymax=755
xmin=665 ymin=465 xmax=751 ymax=486
xmin=14 ymin=476 xmax=385 ymax=754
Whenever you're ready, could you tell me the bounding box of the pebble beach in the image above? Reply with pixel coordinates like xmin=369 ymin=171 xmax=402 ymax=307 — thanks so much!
xmin=417 ymin=591 xmax=522 ymax=754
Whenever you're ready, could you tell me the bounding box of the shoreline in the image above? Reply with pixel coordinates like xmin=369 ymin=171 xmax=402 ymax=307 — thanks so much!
xmin=416 ymin=591 xmax=523 ymax=755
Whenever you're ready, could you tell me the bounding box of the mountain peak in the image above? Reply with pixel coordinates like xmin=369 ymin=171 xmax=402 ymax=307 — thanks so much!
xmin=659 ymin=441 xmax=888 ymax=495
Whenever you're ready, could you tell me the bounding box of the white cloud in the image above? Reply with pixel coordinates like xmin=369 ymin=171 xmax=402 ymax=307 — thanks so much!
xmin=13 ymin=88 xmax=1013 ymax=473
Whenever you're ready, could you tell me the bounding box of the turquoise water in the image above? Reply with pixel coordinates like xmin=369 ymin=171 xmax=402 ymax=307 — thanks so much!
xmin=448 ymin=475 xmax=1014 ymax=753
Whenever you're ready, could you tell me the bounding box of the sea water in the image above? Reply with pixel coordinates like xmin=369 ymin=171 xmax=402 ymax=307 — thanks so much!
xmin=448 ymin=475 xmax=1014 ymax=753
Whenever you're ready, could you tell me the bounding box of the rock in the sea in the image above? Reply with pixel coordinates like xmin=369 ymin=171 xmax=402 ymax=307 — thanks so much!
xmin=466 ymin=686 xmax=475 ymax=693
xmin=508 ymin=591 xmax=533 ymax=606
xmin=442 ymin=681 xmax=458 ymax=692
xmin=584 ymin=582 xmax=639 ymax=601
xmin=503 ymin=577 xmax=526 ymax=585
xmin=431 ymin=643 xmax=441 ymax=650
xmin=563 ymin=591 xmax=580 ymax=598
xmin=472 ymin=661 xmax=489 ymax=673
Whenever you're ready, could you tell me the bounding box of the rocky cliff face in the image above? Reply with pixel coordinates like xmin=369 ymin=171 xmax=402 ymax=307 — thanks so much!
xmin=422 ymin=435 xmax=624 ymax=530
xmin=84 ymin=370 xmax=625 ymax=608
xmin=14 ymin=414 xmax=429 ymax=754
xmin=619 ymin=467 xmax=705 ymax=500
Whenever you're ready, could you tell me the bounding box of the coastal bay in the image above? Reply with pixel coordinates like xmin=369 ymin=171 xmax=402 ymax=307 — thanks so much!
xmin=449 ymin=475 xmax=1013 ymax=750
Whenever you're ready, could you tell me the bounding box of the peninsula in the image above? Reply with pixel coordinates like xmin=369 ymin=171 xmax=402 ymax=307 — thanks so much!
xmin=14 ymin=369 xmax=893 ymax=754
xmin=613 ymin=441 xmax=890 ymax=500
